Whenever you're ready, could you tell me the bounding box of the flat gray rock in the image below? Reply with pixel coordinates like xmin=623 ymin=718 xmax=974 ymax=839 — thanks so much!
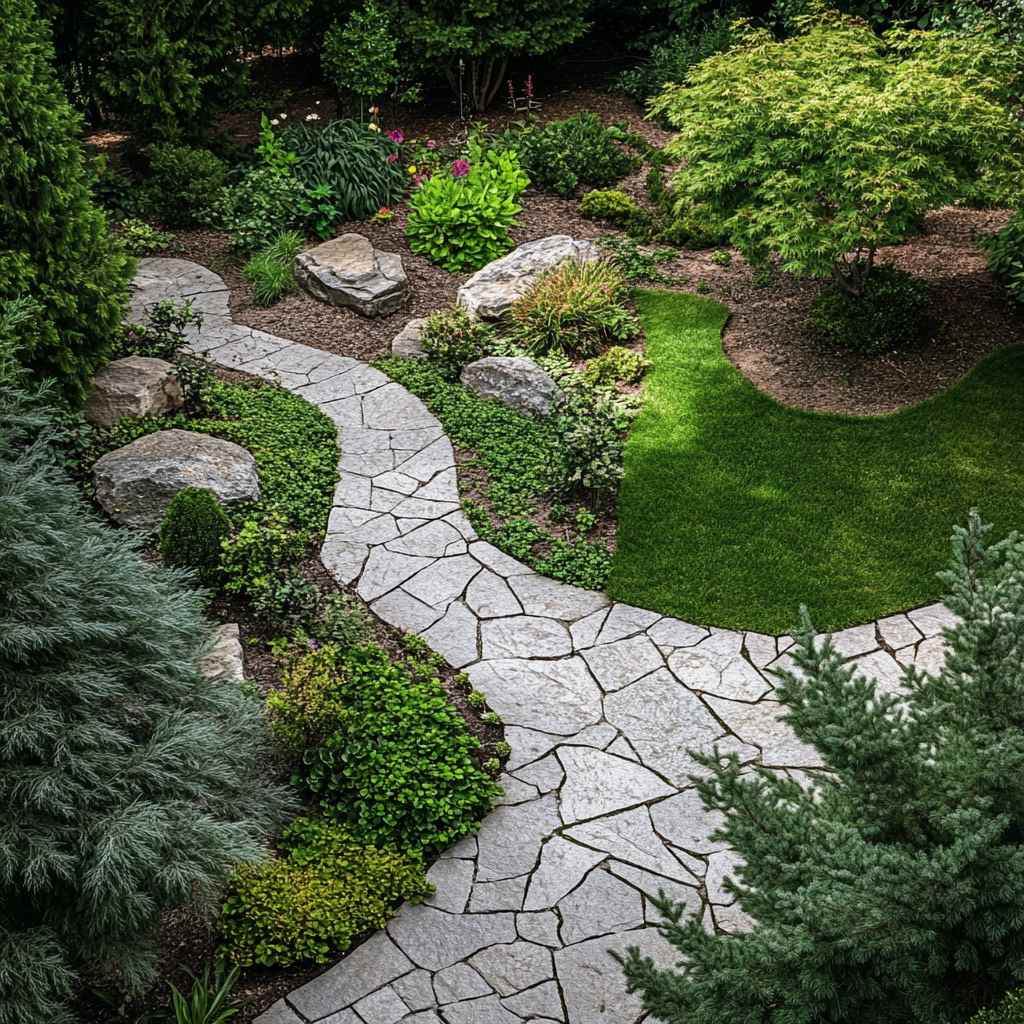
xmin=461 ymin=356 xmax=563 ymax=418
xmin=93 ymin=428 xmax=259 ymax=530
xmin=557 ymin=868 xmax=644 ymax=945
xmin=392 ymin=317 xmax=428 ymax=358
xmin=198 ymin=623 xmax=245 ymax=683
xmin=387 ymin=905 xmax=515 ymax=971
xmin=85 ymin=356 xmax=183 ymax=427
xmin=457 ymin=236 xmax=600 ymax=320
xmin=295 ymin=233 xmax=408 ymax=317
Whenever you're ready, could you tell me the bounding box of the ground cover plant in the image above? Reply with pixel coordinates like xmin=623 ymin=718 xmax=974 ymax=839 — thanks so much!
xmin=623 ymin=513 xmax=1024 ymax=1024
xmin=610 ymin=290 xmax=1024 ymax=633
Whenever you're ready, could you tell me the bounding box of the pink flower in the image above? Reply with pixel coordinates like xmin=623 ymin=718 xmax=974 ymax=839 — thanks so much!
xmin=525 ymin=74 xmax=534 ymax=99
xmin=387 ymin=128 xmax=405 ymax=143
xmin=412 ymin=173 xmax=429 ymax=188
xmin=451 ymin=159 xmax=470 ymax=178
xmin=425 ymin=139 xmax=438 ymax=150
xmin=387 ymin=152 xmax=399 ymax=163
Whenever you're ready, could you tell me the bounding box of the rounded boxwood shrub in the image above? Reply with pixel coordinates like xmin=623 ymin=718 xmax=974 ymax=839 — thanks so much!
xmin=809 ymin=265 xmax=929 ymax=354
xmin=220 ymin=817 xmax=430 ymax=968
xmin=158 ymin=486 xmax=230 ymax=584
xmin=142 ymin=143 xmax=228 ymax=227
xmin=421 ymin=306 xmax=494 ymax=378
xmin=1 ymin=0 xmax=134 ymax=402
xmin=580 ymin=188 xmax=648 ymax=233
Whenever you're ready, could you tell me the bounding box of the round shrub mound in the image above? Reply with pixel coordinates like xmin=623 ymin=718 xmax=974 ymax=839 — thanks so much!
xmin=158 ymin=486 xmax=230 ymax=584
xmin=0 ymin=0 xmax=134 ymax=402
xmin=810 ymin=265 xmax=929 ymax=354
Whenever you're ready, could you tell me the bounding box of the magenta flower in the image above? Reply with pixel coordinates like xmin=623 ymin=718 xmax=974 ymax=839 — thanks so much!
xmin=412 ymin=173 xmax=429 ymax=188
xmin=451 ymin=159 xmax=471 ymax=178
xmin=425 ymin=139 xmax=438 ymax=150
xmin=386 ymin=152 xmax=399 ymax=163
xmin=387 ymin=128 xmax=405 ymax=143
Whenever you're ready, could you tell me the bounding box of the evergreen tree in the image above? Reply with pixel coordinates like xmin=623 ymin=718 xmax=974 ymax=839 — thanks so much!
xmin=0 ymin=311 xmax=291 ymax=1023
xmin=624 ymin=512 xmax=1024 ymax=1024
xmin=0 ymin=0 xmax=133 ymax=402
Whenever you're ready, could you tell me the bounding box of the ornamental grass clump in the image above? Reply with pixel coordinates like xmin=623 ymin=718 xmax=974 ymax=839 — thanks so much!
xmin=509 ymin=259 xmax=639 ymax=357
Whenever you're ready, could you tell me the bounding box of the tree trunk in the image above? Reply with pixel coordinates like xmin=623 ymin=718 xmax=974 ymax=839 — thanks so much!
xmin=833 ymin=248 xmax=876 ymax=298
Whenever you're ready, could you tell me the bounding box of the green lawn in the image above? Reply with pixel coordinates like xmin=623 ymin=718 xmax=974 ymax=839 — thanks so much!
xmin=609 ymin=289 xmax=1024 ymax=634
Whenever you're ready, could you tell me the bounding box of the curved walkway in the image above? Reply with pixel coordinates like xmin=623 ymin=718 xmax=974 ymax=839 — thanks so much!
xmin=132 ymin=259 xmax=956 ymax=1024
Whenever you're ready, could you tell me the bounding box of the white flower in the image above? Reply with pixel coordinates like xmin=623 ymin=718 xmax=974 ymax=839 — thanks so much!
xmin=270 ymin=118 xmax=279 ymax=126
xmin=368 ymin=122 xmax=380 ymax=132
xmin=315 ymin=100 xmax=321 ymax=105
xmin=278 ymin=112 xmax=287 ymax=120
xmin=305 ymin=112 xmax=320 ymax=121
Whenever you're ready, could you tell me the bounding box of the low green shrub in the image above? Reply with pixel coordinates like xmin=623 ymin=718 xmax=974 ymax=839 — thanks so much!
xmin=220 ymin=817 xmax=430 ymax=967
xmin=281 ymin=119 xmax=407 ymax=222
xmin=810 ymin=266 xmax=929 ymax=354
xmin=982 ymin=211 xmax=1024 ymax=303
xmin=111 ymin=299 xmax=201 ymax=361
xmin=215 ymin=167 xmax=308 ymax=255
xmin=597 ymin=235 xmax=676 ymax=285
xmin=969 ymin=990 xmax=1024 ymax=1024
xmin=507 ymin=113 xmax=639 ymax=197
xmin=509 ymin=259 xmax=639 ymax=357
xmin=243 ymin=231 xmax=304 ymax=307
xmin=142 ymin=143 xmax=228 ymax=227
xmin=644 ymin=160 xmax=727 ymax=247
xmin=580 ymin=189 xmax=648 ymax=233
xmin=584 ymin=345 xmax=649 ymax=386
xmin=550 ymin=392 xmax=626 ymax=502
xmin=406 ymin=145 xmax=528 ymax=272
xmin=115 ymin=218 xmax=173 ymax=257
xmin=159 ymin=487 xmax=230 ymax=585
xmin=271 ymin=643 xmax=499 ymax=853
xmin=421 ymin=306 xmax=494 ymax=378
xmin=311 ymin=593 xmax=372 ymax=649
xmin=221 ymin=514 xmax=310 ymax=605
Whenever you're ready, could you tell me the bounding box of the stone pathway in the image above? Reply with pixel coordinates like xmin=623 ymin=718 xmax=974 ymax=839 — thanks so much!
xmin=131 ymin=259 xmax=956 ymax=1024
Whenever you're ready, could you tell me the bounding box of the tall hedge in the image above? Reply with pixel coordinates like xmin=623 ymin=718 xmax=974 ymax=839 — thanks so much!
xmin=0 ymin=316 xmax=290 ymax=1023
xmin=0 ymin=0 xmax=133 ymax=402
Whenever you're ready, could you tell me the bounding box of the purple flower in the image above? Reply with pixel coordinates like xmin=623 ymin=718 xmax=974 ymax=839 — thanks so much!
xmin=386 ymin=152 xmax=399 ymax=163
xmin=451 ymin=159 xmax=471 ymax=178
xmin=387 ymin=128 xmax=405 ymax=143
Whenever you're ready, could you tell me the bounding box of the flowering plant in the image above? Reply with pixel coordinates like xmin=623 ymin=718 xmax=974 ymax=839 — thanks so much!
xmin=257 ymin=114 xmax=299 ymax=175
xmin=451 ymin=159 xmax=470 ymax=178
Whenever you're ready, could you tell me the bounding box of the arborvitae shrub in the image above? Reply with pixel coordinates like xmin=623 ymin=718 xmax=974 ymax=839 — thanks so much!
xmin=159 ymin=486 xmax=230 ymax=584
xmin=0 ymin=353 xmax=290 ymax=1023
xmin=0 ymin=0 xmax=133 ymax=402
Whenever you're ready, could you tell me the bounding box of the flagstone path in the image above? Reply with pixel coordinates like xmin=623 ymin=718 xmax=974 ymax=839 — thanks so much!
xmin=131 ymin=259 xmax=955 ymax=1024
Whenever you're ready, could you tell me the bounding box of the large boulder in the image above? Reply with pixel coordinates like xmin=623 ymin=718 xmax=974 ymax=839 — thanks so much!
xmin=295 ymin=233 xmax=408 ymax=317
xmin=457 ymin=235 xmax=601 ymax=320
xmin=84 ymin=356 xmax=183 ymax=427
xmin=461 ymin=357 xmax=564 ymax=418
xmin=391 ymin=317 xmax=428 ymax=358
xmin=93 ymin=428 xmax=260 ymax=530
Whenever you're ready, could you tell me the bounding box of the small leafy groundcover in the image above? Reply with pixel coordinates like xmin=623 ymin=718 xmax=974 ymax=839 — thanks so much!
xmin=220 ymin=817 xmax=431 ymax=968
xmin=270 ymin=642 xmax=500 ymax=854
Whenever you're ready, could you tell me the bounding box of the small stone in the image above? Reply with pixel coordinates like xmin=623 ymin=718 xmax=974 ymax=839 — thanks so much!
xmin=392 ymin=317 xmax=428 ymax=358
xmin=425 ymin=857 xmax=474 ymax=914
xmin=481 ymin=615 xmax=572 ymax=660
xmin=877 ymin=613 xmax=922 ymax=650
xmin=907 ymin=602 xmax=960 ymax=638
xmin=557 ymin=746 xmax=674 ymax=823
xmin=433 ymin=963 xmax=492 ymax=1004
xmin=198 ymin=623 xmax=245 ymax=683
xmin=558 ymin=868 xmax=645 ymax=945
xmin=649 ymin=788 xmax=727 ymax=855
xmin=647 ymin=617 xmax=710 ymax=648
xmin=295 ymin=233 xmax=408 ymax=316
xmin=466 ymin=570 xmax=522 ymax=618
xmin=461 ymin=356 xmax=563 ymax=418
xmin=476 ymin=794 xmax=562 ymax=882
xmin=420 ymin=602 xmax=480 ymax=669
xmin=251 ymin=999 xmax=302 ymax=1024
xmin=457 ymin=236 xmax=600 ymax=320
xmin=393 ymin=970 xmax=436 ymax=1012
xmin=523 ymin=836 xmax=606 ymax=910
xmin=608 ymin=860 xmax=703 ymax=911
xmin=582 ymin=635 xmax=663 ymax=692
xmin=508 ymin=574 xmax=608 ymax=621
xmin=823 ymin=623 xmax=877 ymax=658
xmin=469 ymin=941 xmax=554 ymax=996
xmin=352 ymin=986 xmax=408 ymax=1024
xmin=517 ymin=910 xmax=562 ymax=947
xmin=702 ymin=696 xmax=822 ymax=768
xmin=502 ymin=980 xmax=565 ymax=1021
xmin=93 ymin=429 xmax=259 ymax=530
xmin=469 ymin=875 xmax=528 ymax=912
xmin=440 ymin=994 xmax=521 ymax=1024
xmin=387 ymin=905 xmax=515 ymax=972
xmin=597 ymin=604 xmax=662 ymax=644
xmin=84 ymin=356 xmax=183 ymax=427
xmin=705 ymin=848 xmax=744 ymax=906
xmin=564 ymin=806 xmax=685 ymax=878
xmin=513 ymin=754 xmax=564 ymax=793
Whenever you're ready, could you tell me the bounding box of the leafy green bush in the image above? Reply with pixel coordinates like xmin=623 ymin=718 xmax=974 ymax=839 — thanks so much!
xmin=580 ymin=189 xmax=648 ymax=232
xmin=142 ymin=143 xmax=228 ymax=227
xmin=1 ymin=0 xmax=134 ymax=403
xmin=421 ymin=306 xmax=494 ymax=377
xmin=215 ymin=167 xmax=308 ymax=255
xmin=810 ymin=266 xmax=929 ymax=354
xmin=321 ymin=2 xmax=400 ymax=115
xmin=242 ymin=231 xmax=304 ymax=307
xmin=406 ymin=146 xmax=528 ymax=272
xmin=281 ymin=119 xmax=406 ymax=221
xmin=312 ymin=593 xmax=372 ymax=649
xmin=584 ymin=345 xmax=649 ymax=386
xmin=616 ymin=18 xmax=733 ymax=104
xmin=220 ymin=817 xmax=430 ymax=967
xmin=597 ymin=234 xmax=676 ymax=284
xmin=508 ymin=113 xmax=639 ymax=197
xmin=115 ymin=218 xmax=174 ymax=257
xmin=509 ymin=259 xmax=639 ymax=357
xmin=271 ymin=643 xmax=499 ymax=853
xmin=550 ymin=392 xmax=626 ymax=501
xmin=221 ymin=514 xmax=309 ymax=602
xmin=983 ymin=211 xmax=1024 ymax=302
xmin=159 ymin=487 xmax=230 ymax=584
xmin=970 ymin=990 xmax=1024 ymax=1024
xmin=112 ymin=299 xmax=201 ymax=361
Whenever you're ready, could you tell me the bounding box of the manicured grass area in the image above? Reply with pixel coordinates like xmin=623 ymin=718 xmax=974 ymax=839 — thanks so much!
xmin=609 ymin=289 xmax=1024 ymax=633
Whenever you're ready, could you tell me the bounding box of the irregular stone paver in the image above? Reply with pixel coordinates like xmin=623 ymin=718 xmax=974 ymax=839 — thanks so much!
xmin=139 ymin=261 xmax=959 ymax=1024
